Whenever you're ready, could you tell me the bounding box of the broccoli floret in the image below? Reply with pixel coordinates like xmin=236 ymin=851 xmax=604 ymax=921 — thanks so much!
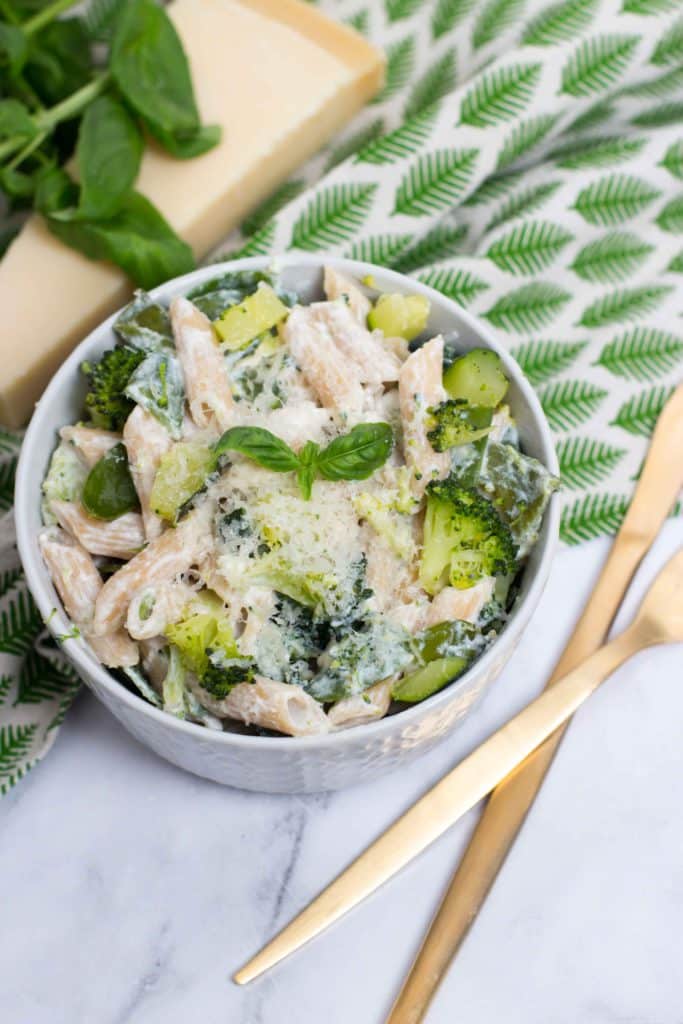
xmin=81 ymin=346 xmax=145 ymax=430
xmin=420 ymin=478 xmax=517 ymax=594
xmin=426 ymin=400 xmax=492 ymax=452
xmin=201 ymin=649 xmax=255 ymax=698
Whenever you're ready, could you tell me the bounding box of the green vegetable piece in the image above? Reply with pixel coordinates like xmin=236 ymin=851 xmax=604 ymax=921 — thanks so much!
xmin=368 ymin=292 xmax=430 ymax=341
xmin=75 ymin=95 xmax=143 ymax=220
xmin=42 ymin=440 xmax=88 ymax=523
xmin=214 ymin=284 xmax=290 ymax=350
xmin=413 ymin=619 xmax=477 ymax=664
xmin=188 ymin=270 xmax=294 ymax=320
xmin=125 ymin=350 xmax=185 ymax=438
xmin=81 ymin=345 xmax=146 ymax=430
xmin=111 ymin=0 xmax=219 ymax=156
xmin=214 ymin=426 xmax=300 ymax=473
xmin=201 ymin=650 xmax=255 ymax=698
xmin=296 ymin=440 xmax=319 ymax=501
xmin=162 ymin=645 xmax=187 ymax=718
xmin=420 ymin=478 xmax=517 ymax=594
xmin=308 ymin=618 xmax=413 ymax=702
xmin=443 ymin=349 xmax=509 ymax=408
xmin=316 ymin=422 xmax=394 ymax=481
xmin=478 ymin=441 xmax=559 ymax=557
xmin=82 ymin=443 xmax=140 ymax=521
xmin=0 ymin=23 xmax=27 ymax=78
xmin=427 ymin=400 xmax=493 ymax=451
xmin=24 ymin=19 xmax=91 ymax=105
xmin=46 ymin=190 xmax=195 ymax=290
xmin=114 ymin=290 xmax=174 ymax=351
xmin=392 ymin=656 xmax=468 ymax=703
xmin=150 ymin=441 xmax=217 ymax=522
xmin=35 ymin=167 xmax=79 ymax=217
xmin=123 ymin=665 xmax=162 ymax=707
xmin=0 ymin=98 xmax=37 ymax=141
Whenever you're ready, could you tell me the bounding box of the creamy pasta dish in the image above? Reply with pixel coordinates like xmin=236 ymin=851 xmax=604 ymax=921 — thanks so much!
xmin=39 ymin=266 xmax=558 ymax=737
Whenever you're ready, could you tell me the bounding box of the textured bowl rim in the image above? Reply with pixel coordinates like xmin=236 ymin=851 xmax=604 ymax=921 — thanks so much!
xmin=16 ymin=254 xmax=559 ymax=751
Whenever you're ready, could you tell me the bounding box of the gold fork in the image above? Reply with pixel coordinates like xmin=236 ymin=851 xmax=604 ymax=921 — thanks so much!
xmin=235 ymin=546 xmax=683 ymax=984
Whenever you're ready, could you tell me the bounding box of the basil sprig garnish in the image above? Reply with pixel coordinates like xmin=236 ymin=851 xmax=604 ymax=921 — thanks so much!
xmin=214 ymin=423 xmax=393 ymax=500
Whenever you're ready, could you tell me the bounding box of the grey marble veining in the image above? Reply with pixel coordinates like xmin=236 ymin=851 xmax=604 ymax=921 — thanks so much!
xmin=1 ymin=522 xmax=682 ymax=1024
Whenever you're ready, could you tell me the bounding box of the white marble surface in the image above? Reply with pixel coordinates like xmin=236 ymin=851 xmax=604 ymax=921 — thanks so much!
xmin=1 ymin=521 xmax=682 ymax=1024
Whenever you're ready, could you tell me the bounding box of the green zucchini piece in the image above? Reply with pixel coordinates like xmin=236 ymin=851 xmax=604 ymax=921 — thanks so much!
xmin=214 ymin=284 xmax=289 ymax=350
xmin=150 ymin=441 xmax=217 ymax=522
xmin=443 ymin=349 xmax=509 ymax=408
xmin=368 ymin=292 xmax=430 ymax=341
xmin=392 ymin=656 xmax=468 ymax=703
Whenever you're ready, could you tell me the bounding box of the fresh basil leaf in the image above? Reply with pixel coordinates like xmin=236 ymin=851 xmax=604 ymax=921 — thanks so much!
xmin=0 ymin=23 xmax=27 ymax=78
xmin=111 ymin=0 xmax=200 ymax=139
xmin=0 ymin=165 xmax=38 ymax=201
xmin=114 ymin=290 xmax=174 ymax=351
xmin=125 ymin=351 xmax=185 ymax=438
xmin=316 ymin=423 xmax=393 ymax=481
xmin=82 ymin=443 xmax=140 ymax=520
xmin=45 ymin=190 xmax=195 ymax=289
xmin=0 ymin=98 xmax=36 ymax=140
xmin=34 ymin=166 xmax=78 ymax=215
xmin=150 ymin=122 xmax=221 ymax=160
xmin=296 ymin=441 xmax=319 ymax=501
xmin=214 ymin=426 xmax=301 ymax=474
xmin=25 ymin=19 xmax=90 ymax=105
xmin=76 ymin=95 xmax=143 ymax=220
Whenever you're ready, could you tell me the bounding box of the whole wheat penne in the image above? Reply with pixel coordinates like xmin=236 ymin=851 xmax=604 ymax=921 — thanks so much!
xmin=93 ymin=505 xmax=213 ymax=635
xmin=323 ymin=266 xmax=371 ymax=323
xmin=51 ymin=499 xmax=145 ymax=560
xmin=399 ymin=335 xmax=449 ymax=497
xmin=60 ymin=425 xmax=121 ymax=467
xmin=171 ymin=296 xmax=234 ymax=433
xmin=38 ymin=527 xmax=138 ymax=667
xmin=193 ymin=676 xmax=330 ymax=736
xmin=309 ymin=300 xmax=402 ymax=384
xmin=126 ymin=581 xmax=197 ymax=640
xmin=328 ymin=678 xmax=394 ymax=730
xmin=426 ymin=579 xmax=495 ymax=627
xmin=283 ymin=304 xmax=364 ymax=414
xmin=123 ymin=404 xmax=172 ymax=542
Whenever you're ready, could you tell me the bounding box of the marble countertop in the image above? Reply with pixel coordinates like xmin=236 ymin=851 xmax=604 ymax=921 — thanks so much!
xmin=1 ymin=521 xmax=682 ymax=1024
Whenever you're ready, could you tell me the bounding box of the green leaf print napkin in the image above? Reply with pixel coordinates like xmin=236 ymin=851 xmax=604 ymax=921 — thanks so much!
xmin=2 ymin=0 xmax=683 ymax=793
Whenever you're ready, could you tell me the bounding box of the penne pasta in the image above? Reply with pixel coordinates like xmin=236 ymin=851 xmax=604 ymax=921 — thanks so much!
xmin=315 ymin=300 xmax=402 ymax=384
xmin=39 ymin=527 xmax=138 ymax=667
xmin=126 ymin=581 xmax=197 ymax=640
xmin=93 ymin=504 xmax=214 ymax=635
xmin=328 ymin=677 xmax=393 ymax=730
xmin=283 ymin=304 xmax=364 ymax=414
xmin=426 ymin=579 xmax=495 ymax=627
xmin=323 ymin=265 xmax=371 ymax=323
xmin=193 ymin=675 xmax=330 ymax=736
xmin=52 ymin=499 xmax=145 ymax=560
xmin=399 ymin=335 xmax=450 ymax=497
xmin=171 ymin=296 xmax=234 ymax=433
xmin=60 ymin=425 xmax=121 ymax=467
xmin=123 ymin=404 xmax=172 ymax=542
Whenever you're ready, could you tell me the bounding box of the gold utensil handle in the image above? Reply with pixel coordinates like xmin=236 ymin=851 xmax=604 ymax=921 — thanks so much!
xmin=386 ymin=381 xmax=683 ymax=1024
xmin=235 ymin=632 xmax=641 ymax=985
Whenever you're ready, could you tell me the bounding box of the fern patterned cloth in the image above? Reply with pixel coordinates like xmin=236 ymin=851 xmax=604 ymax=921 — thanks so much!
xmin=2 ymin=0 xmax=683 ymax=793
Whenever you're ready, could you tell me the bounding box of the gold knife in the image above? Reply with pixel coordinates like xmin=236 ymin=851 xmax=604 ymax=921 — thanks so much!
xmin=234 ymin=382 xmax=683 ymax=990
xmin=385 ymin=381 xmax=683 ymax=1023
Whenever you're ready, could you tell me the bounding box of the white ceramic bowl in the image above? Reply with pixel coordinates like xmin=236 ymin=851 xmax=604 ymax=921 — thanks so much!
xmin=16 ymin=256 xmax=559 ymax=793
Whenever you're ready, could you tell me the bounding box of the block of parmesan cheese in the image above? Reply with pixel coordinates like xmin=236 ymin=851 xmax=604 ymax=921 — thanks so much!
xmin=0 ymin=0 xmax=383 ymax=427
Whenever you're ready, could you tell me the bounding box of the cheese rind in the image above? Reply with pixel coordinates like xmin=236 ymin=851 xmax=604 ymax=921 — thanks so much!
xmin=0 ymin=0 xmax=384 ymax=427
